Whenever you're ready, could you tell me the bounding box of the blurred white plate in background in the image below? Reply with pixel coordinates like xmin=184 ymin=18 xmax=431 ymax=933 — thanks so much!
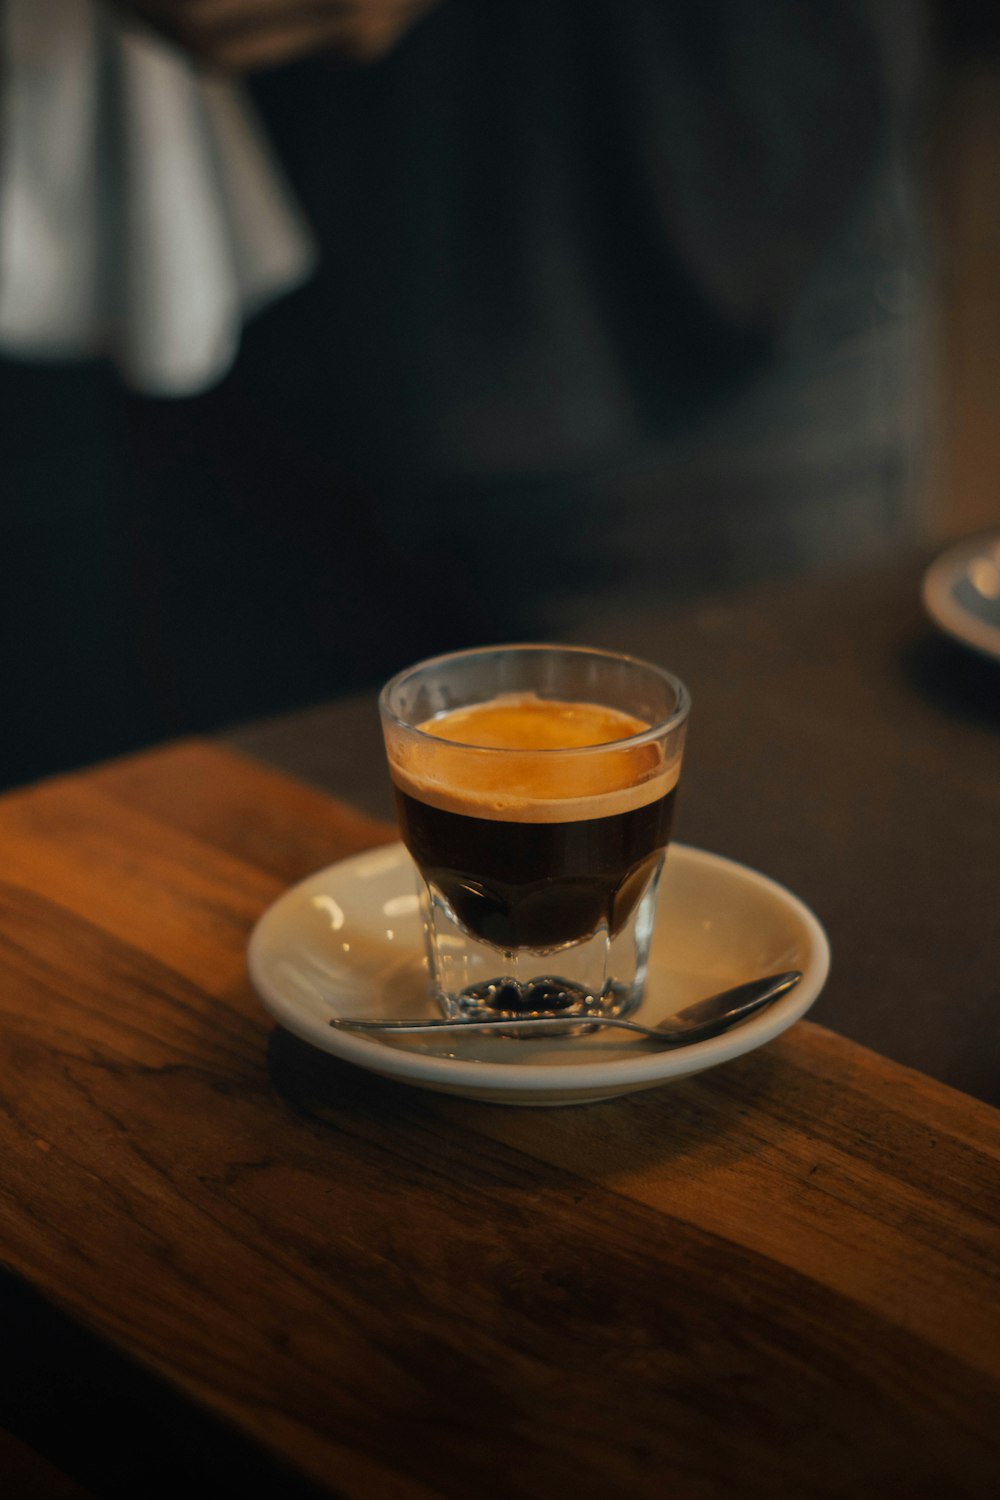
xmin=922 ymin=531 xmax=1000 ymax=662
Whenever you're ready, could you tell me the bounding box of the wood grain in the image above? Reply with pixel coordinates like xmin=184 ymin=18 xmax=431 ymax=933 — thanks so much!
xmin=0 ymin=742 xmax=998 ymax=1499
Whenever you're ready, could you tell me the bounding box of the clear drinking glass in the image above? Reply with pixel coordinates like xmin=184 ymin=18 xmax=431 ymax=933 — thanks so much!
xmin=379 ymin=645 xmax=690 ymax=1025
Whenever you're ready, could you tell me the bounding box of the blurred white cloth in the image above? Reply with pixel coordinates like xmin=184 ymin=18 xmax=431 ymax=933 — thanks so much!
xmin=0 ymin=0 xmax=316 ymax=395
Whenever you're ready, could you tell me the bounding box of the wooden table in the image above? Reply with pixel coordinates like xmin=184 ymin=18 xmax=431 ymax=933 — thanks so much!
xmin=1 ymin=737 xmax=998 ymax=1498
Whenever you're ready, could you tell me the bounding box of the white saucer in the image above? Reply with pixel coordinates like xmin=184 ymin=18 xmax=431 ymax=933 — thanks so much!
xmin=922 ymin=531 xmax=1000 ymax=662
xmin=248 ymin=843 xmax=829 ymax=1105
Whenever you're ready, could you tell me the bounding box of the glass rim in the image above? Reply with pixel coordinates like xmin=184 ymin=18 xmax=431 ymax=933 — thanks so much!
xmin=378 ymin=643 xmax=690 ymax=755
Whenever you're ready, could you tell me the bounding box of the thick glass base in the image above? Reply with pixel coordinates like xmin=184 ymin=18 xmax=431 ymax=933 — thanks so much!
xmin=453 ymin=976 xmax=635 ymax=1038
xmin=417 ymin=859 xmax=663 ymax=1036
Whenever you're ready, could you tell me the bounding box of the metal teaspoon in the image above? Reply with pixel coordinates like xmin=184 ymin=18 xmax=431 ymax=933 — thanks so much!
xmin=328 ymin=970 xmax=803 ymax=1046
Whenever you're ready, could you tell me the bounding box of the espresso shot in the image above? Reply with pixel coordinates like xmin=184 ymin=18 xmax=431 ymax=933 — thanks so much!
xmin=393 ymin=779 xmax=677 ymax=951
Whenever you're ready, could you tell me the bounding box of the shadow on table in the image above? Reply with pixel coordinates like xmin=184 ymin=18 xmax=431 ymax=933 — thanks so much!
xmin=266 ymin=1022 xmax=789 ymax=1186
xmin=900 ymin=630 xmax=1000 ymax=731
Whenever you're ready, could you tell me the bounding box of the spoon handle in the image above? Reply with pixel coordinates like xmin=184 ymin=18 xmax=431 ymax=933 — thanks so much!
xmin=330 ymin=1014 xmax=663 ymax=1037
xmin=329 ymin=1013 xmax=741 ymax=1046
xmin=328 ymin=971 xmax=803 ymax=1044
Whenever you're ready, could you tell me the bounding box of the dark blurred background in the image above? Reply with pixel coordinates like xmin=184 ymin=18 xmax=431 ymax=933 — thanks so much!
xmin=1 ymin=0 xmax=998 ymax=791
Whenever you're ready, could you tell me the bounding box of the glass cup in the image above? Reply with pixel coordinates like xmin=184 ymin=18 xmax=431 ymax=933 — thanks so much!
xmin=379 ymin=645 xmax=690 ymax=1026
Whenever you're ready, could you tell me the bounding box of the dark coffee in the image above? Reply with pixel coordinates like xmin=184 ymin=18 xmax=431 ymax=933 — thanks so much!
xmin=387 ymin=694 xmax=679 ymax=952
xmin=394 ymin=783 xmax=676 ymax=950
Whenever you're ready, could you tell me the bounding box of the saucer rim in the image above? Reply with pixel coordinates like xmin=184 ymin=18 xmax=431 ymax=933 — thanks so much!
xmin=248 ymin=842 xmax=830 ymax=1094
